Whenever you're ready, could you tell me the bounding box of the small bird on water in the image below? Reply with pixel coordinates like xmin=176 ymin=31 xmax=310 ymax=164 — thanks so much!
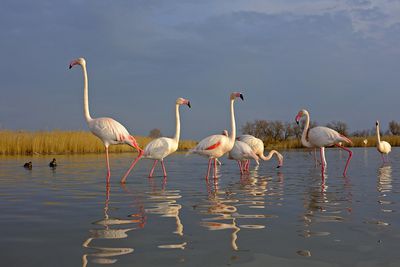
xmin=24 ymin=161 xmax=32 ymax=169
xmin=49 ymin=158 xmax=57 ymax=168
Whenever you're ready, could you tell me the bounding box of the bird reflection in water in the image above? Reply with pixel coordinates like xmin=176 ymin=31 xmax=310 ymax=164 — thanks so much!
xmin=377 ymin=165 xmax=393 ymax=214
xmin=200 ymin=180 xmax=240 ymax=251
xmin=300 ymin=172 xmax=352 ymax=239
xmin=81 ymin=184 xmax=145 ymax=266
xmin=146 ymin=177 xmax=186 ymax=249
xmin=199 ymin=168 xmax=278 ymax=251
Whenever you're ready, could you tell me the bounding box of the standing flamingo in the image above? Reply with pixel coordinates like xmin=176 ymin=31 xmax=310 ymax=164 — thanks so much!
xmin=375 ymin=120 xmax=391 ymax=163
xmin=188 ymin=92 xmax=244 ymax=179
xmin=69 ymin=57 xmax=143 ymax=184
xmin=295 ymin=109 xmax=353 ymax=177
xmin=143 ymin=97 xmax=191 ymax=177
xmin=237 ymin=134 xmax=283 ymax=170
xmin=228 ymin=141 xmax=259 ymax=174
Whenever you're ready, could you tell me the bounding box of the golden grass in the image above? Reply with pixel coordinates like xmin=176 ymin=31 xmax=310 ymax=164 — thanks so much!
xmin=1 ymin=130 xmax=398 ymax=155
xmin=264 ymin=136 xmax=400 ymax=150
xmin=0 ymin=130 xmax=197 ymax=155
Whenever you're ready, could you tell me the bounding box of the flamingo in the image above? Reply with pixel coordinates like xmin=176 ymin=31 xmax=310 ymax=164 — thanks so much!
xmin=69 ymin=57 xmax=143 ymax=184
xmin=237 ymin=134 xmax=283 ymax=170
xmin=295 ymin=109 xmax=353 ymax=177
xmin=188 ymin=92 xmax=244 ymax=179
xmin=143 ymin=97 xmax=191 ymax=177
xmin=228 ymin=140 xmax=259 ymax=174
xmin=375 ymin=120 xmax=391 ymax=163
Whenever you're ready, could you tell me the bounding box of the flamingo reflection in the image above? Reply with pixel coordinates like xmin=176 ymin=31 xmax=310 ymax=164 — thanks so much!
xmin=82 ymin=184 xmax=145 ymax=266
xmin=146 ymin=177 xmax=186 ymax=249
xmin=377 ymin=165 xmax=393 ymax=215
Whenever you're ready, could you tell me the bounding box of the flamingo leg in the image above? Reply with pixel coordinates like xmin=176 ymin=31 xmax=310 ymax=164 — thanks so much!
xmin=105 ymin=146 xmax=111 ymax=184
xmin=246 ymin=160 xmax=250 ymax=172
xmin=161 ymin=159 xmax=167 ymax=177
xmin=149 ymin=160 xmax=158 ymax=177
xmin=205 ymin=158 xmax=212 ymax=180
xmin=213 ymin=158 xmax=217 ymax=178
xmin=320 ymin=147 xmax=326 ymax=177
xmin=120 ymin=140 xmax=144 ymax=183
xmin=335 ymin=144 xmax=352 ymax=177
xmin=237 ymin=160 xmax=243 ymax=174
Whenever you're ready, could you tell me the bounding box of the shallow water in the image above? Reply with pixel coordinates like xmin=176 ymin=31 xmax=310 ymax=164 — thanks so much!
xmin=1 ymin=148 xmax=400 ymax=266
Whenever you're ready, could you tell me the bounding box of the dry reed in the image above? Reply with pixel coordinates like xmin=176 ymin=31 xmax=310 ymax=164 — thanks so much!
xmin=0 ymin=130 xmax=197 ymax=155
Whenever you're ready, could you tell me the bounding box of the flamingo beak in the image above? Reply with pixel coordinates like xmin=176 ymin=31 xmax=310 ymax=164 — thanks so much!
xmin=69 ymin=64 xmax=73 ymax=69
xmin=239 ymin=93 xmax=244 ymax=100
xmin=187 ymin=101 xmax=191 ymax=108
xmin=295 ymin=114 xmax=301 ymax=125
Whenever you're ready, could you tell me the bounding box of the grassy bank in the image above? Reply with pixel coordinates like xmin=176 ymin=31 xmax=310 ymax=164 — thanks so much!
xmin=0 ymin=130 xmax=398 ymax=155
xmin=0 ymin=130 xmax=197 ymax=155
xmin=264 ymin=136 xmax=399 ymax=150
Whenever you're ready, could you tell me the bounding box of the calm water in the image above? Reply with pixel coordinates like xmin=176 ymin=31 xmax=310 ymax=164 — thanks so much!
xmin=1 ymin=148 xmax=400 ymax=266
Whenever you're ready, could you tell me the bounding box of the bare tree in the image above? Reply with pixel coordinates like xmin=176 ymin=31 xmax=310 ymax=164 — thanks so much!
xmin=389 ymin=120 xmax=400 ymax=135
xmin=326 ymin=121 xmax=348 ymax=136
xmin=148 ymin=128 xmax=162 ymax=138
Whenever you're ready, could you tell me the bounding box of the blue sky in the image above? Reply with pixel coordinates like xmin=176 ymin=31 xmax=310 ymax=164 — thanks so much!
xmin=1 ymin=0 xmax=399 ymax=139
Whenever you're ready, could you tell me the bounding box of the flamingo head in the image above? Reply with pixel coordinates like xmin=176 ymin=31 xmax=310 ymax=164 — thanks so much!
xmin=69 ymin=57 xmax=86 ymax=69
xmin=221 ymin=130 xmax=228 ymax=136
xmin=230 ymin=92 xmax=244 ymax=101
xmin=176 ymin=98 xmax=191 ymax=108
xmin=295 ymin=109 xmax=308 ymax=125
xmin=376 ymin=120 xmax=379 ymax=127
xmin=276 ymin=154 xmax=284 ymax=168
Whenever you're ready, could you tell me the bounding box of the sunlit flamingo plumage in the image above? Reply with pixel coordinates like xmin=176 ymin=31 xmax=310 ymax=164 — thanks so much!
xmin=228 ymin=140 xmax=259 ymax=174
xmin=295 ymin=109 xmax=353 ymax=177
xmin=375 ymin=120 xmax=391 ymax=163
xmin=188 ymin=92 xmax=244 ymax=179
xmin=69 ymin=57 xmax=143 ymax=184
xmin=143 ymin=98 xmax=191 ymax=177
xmin=237 ymin=134 xmax=283 ymax=170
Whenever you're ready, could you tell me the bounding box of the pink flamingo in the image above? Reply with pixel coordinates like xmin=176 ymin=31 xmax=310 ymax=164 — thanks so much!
xmin=188 ymin=92 xmax=244 ymax=179
xmin=295 ymin=109 xmax=353 ymax=177
xmin=143 ymin=97 xmax=191 ymax=177
xmin=228 ymin=140 xmax=259 ymax=174
xmin=69 ymin=57 xmax=143 ymax=184
xmin=237 ymin=134 xmax=283 ymax=170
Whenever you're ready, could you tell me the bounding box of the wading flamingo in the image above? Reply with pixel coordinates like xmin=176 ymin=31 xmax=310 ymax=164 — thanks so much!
xmin=376 ymin=120 xmax=391 ymax=163
xmin=69 ymin=57 xmax=143 ymax=184
xmin=143 ymin=97 xmax=191 ymax=177
xmin=228 ymin=140 xmax=259 ymax=174
xmin=188 ymin=92 xmax=244 ymax=179
xmin=295 ymin=109 xmax=353 ymax=177
xmin=237 ymin=134 xmax=283 ymax=170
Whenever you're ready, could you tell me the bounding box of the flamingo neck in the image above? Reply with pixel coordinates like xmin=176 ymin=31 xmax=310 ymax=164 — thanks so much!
xmin=376 ymin=124 xmax=381 ymax=144
xmin=260 ymin=150 xmax=277 ymax=161
xmin=301 ymin=113 xmax=312 ymax=147
xmin=82 ymin=64 xmax=92 ymax=123
xmin=173 ymin=104 xmax=180 ymax=143
xmin=229 ymin=99 xmax=236 ymax=144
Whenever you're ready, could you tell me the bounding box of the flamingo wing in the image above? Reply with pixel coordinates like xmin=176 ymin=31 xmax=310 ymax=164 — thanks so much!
xmin=144 ymin=137 xmax=176 ymax=159
xmin=238 ymin=135 xmax=264 ymax=154
xmin=89 ymin=117 xmax=130 ymax=145
xmin=308 ymin=126 xmax=344 ymax=147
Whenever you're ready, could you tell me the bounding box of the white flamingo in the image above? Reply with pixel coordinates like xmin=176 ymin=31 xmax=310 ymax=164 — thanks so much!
xmin=69 ymin=57 xmax=143 ymax=184
xmin=295 ymin=109 xmax=353 ymax=177
xmin=237 ymin=134 xmax=283 ymax=170
xmin=188 ymin=92 xmax=244 ymax=179
xmin=375 ymin=120 xmax=391 ymax=163
xmin=228 ymin=141 xmax=259 ymax=174
xmin=143 ymin=97 xmax=191 ymax=177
